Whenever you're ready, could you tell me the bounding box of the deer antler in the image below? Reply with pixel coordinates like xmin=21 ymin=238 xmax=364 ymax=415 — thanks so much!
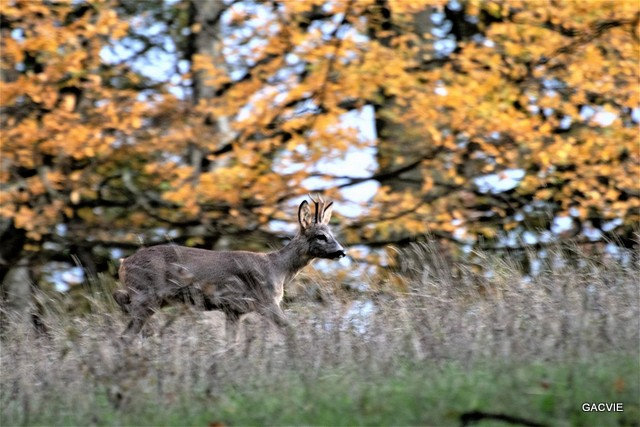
xmin=308 ymin=193 xmax=327 ymax=223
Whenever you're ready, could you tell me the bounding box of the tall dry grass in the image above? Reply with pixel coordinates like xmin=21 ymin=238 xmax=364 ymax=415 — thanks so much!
xmin=1 ymin=243 xmax=638 ymax=425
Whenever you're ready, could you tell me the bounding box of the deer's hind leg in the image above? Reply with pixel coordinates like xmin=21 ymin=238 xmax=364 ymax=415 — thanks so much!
xmin=122 ymin=297 xmax=157 ymax=335
xmin=123 ymin=317 xmax=146 ymax=335
xmin=120 ymin=305 xmax=145 ymax=335
xmin=119 ymin=255 xmax=168 ymax=336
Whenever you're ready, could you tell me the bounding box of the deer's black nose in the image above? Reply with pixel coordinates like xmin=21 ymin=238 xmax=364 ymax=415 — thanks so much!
xmin=327 ymin=247 xmax=346 ymax=259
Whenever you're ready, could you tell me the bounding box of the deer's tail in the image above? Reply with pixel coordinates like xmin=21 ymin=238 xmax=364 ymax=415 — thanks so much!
xmin=113 ymin=258 xmax=131 ymax=310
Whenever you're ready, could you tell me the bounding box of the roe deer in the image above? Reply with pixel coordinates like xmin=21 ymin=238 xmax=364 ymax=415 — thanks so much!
xmin=113 ymin=196 xmax=345 ymax=342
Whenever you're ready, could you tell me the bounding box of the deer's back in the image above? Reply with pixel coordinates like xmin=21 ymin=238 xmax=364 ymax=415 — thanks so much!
xmin=120 ymin=244 xmax=279 ymax=298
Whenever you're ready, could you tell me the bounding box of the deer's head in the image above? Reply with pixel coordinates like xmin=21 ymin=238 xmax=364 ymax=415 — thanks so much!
xmin=297 ymin=196 xmax=346 ymax=260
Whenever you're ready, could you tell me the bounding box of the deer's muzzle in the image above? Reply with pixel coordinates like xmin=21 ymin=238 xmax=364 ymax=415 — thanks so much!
xmin=329 ymin=248 xmax=347 ymax=259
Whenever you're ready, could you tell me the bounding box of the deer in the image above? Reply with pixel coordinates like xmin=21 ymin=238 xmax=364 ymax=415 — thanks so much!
xmin=113 ymin=196 xmax=346 ymax=345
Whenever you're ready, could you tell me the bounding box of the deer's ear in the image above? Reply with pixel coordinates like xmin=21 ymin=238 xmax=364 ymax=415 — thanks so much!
xmin=298 ymin=200 xmax=312 ymax=230
xmin=321 ymin=201 xmax=334 ymax=224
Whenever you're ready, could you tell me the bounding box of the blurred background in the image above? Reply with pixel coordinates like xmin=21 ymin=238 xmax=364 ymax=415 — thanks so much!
xmin=1 ymin=0 xmax=638 ymax=310
xmin=1 ymin=1 xmax=639 ymax=425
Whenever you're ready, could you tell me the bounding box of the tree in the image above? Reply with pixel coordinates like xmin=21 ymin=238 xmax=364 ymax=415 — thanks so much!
xmin=2 ymin=0 xmax=138 ymax=278
xmin=1 ymin=0 xmax=638 ymax=295
xmin=350 ymin=0 xmax=639 ymax=250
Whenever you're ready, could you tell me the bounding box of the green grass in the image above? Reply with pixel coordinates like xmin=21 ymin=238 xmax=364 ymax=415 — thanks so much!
xmin=3 ymin=353 xmax=637 ymax=426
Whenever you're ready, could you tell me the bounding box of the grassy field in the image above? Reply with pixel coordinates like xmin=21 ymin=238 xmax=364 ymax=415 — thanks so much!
xmin=2 ymin=244 xmax=639 ymax=426
xmin=4 ymin=353 xmax=637 ymax=426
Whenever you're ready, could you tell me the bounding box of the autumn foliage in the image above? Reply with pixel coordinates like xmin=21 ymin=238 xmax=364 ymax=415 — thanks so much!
xmin=1 ymin=0 xmax=638 ymax=274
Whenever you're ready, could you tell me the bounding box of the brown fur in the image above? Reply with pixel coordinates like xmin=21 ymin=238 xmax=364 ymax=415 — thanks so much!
xmin=113 ymin=198 xmax=345 ymax=339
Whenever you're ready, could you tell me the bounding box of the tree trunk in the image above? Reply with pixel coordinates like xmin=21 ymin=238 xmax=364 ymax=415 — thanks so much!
xmin=370 ymin=2 xmax=436 ymax=191
xmin=187 ymin=0 xmax=234 ymax=178
xmin=1 ymin=258 xmax=33 ymax=329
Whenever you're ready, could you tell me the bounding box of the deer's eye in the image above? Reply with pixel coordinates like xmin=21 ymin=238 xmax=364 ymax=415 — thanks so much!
xmin=315 ymin=234 xmax=327 ymax=242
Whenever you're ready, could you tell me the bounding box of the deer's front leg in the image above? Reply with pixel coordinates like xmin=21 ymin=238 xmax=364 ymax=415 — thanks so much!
xmin=260 ymin=302 xmax=299 ymax=360
xmin=259 ymin=302 xmax=290 ymax=329
xmin=224 ymin=310 xmax=241 ymax=349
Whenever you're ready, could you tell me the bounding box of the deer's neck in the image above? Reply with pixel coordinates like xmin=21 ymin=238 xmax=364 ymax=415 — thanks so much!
xmin=271 ymin=237 xmax=312 ymax=283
